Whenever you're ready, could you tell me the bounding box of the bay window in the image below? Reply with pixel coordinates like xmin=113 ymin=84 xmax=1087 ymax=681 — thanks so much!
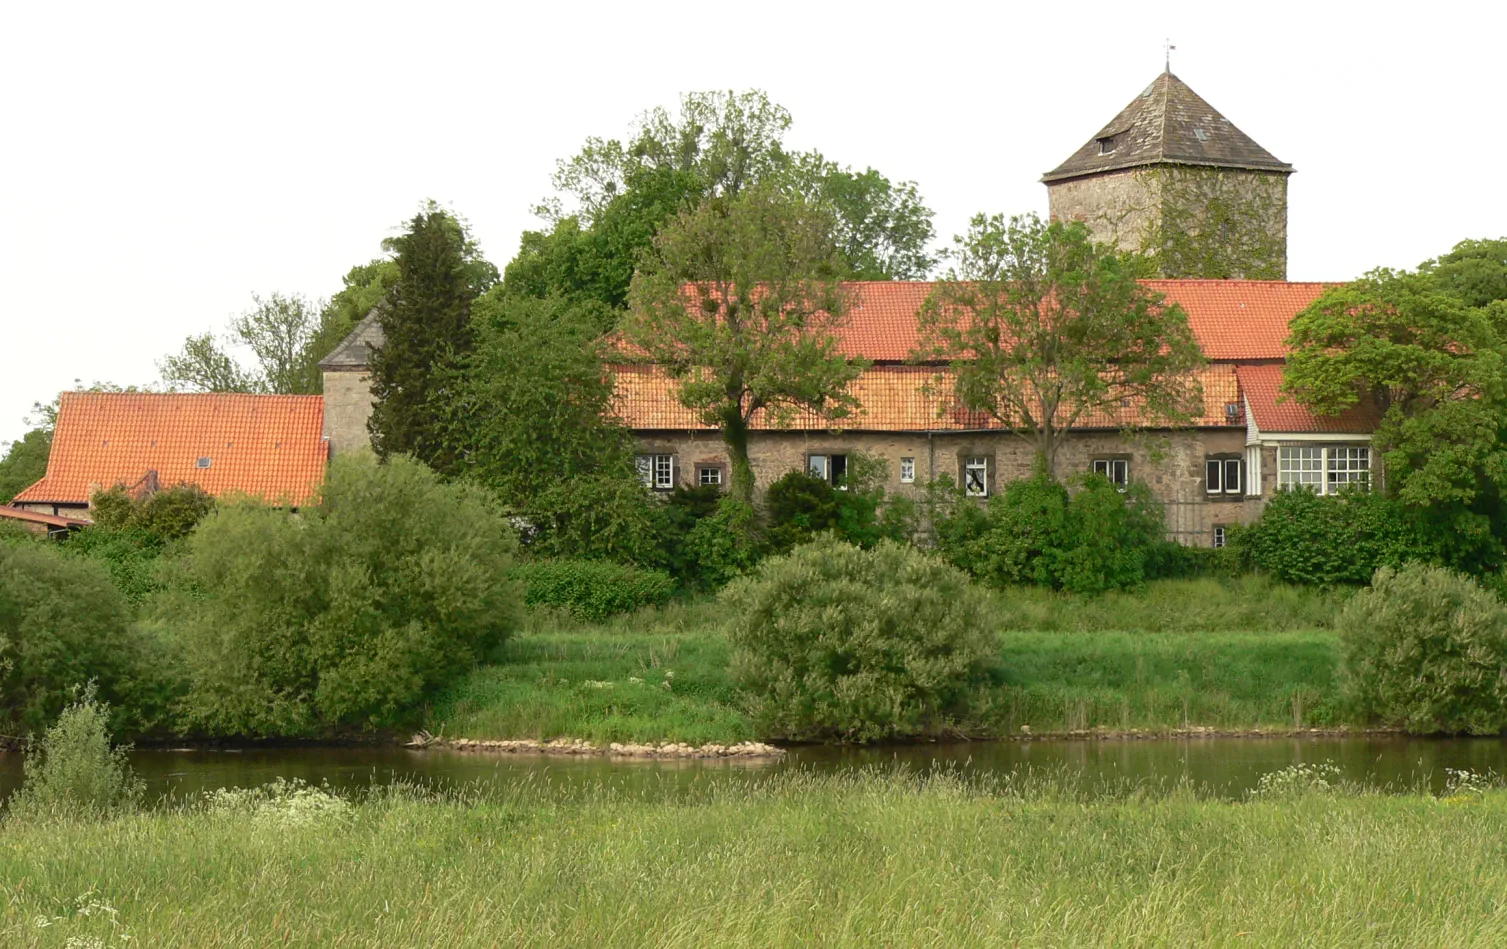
xmin=1277 ymin=445 xmax=1369 ymax=494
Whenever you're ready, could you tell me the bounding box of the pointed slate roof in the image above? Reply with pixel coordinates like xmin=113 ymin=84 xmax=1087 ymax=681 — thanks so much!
xmin=318 ymin=307 xmax=385 ymax=371
xmin=1043 ymin=71 xmax=1293 ymax=183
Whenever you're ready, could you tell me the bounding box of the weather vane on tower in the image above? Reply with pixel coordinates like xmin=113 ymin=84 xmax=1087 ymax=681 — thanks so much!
xmin=1164 ymin=38 xmax=1176 ymax=73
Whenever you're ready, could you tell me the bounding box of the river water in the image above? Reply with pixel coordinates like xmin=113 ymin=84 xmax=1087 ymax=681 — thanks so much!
xmin=5 ymin=735 xmax=1507 ymax=804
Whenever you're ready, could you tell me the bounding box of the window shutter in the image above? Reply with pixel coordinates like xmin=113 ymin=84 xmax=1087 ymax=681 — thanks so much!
xmin=671 ymin=456 xmax=680 ymax=489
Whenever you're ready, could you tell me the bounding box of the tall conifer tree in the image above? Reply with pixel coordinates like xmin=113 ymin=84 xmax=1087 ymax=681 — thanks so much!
xmin=368 ymin=205 xmax=495 ymax=473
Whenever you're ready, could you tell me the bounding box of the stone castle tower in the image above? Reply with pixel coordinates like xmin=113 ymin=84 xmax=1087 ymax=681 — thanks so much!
xmin=1042 ymin=71 xmax=1293 ymax=279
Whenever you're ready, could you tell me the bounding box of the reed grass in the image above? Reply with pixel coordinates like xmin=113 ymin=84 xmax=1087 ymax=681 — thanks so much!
xmin=3 ymin=771 xmax=1505 ymax=947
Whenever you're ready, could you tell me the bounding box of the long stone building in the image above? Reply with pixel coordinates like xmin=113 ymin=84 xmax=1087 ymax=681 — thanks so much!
xmin=315 ymin=71 xmax=1373 ymax=549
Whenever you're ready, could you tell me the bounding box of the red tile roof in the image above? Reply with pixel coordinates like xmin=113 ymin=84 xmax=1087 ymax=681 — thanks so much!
xmin=1236 ymin=364 xmax=1378 ymax=434
xmin=12 ymin=393 xmax=328 ymax=507
xmin=614 ymin=363 xmax=1241 ymax=432
xmin=626 ymin=280 xmax=1336 ymax=363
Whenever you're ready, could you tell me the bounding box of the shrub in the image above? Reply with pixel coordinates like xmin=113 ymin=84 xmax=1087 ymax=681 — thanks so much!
xmin=525 ymin=473 xmax=669 ymax=567
xmin=161 ymin=454 xmax=523 ymax=736
xmin=511 ymin=559 xmax=675 ymax=620
xmin=932 ymin=473 xmax=1167 ymax=594
xmin=1340 ymin=564 xmax=1507 ymax=735
xmin=723 ymin=537 xmax=996 ymax=741
xmin=59 ymin=526 xmax=168 ymax=604
xmin=683 ymin=498 xmax=762 ymax=589
xmin=1236 ymin=488 xmax=1499 ymax=585
xmin=90 ymin=483 xmax=215 ymax=541
xmin=7 ymin=686 xmax=143 ymax=820
xmin=660 ymin=484 xmax=723 ymax=585
xmin=0 ymin=541 xmax=149 ymax=734
xmin=764 ymin=467 xmax=908 ymax=555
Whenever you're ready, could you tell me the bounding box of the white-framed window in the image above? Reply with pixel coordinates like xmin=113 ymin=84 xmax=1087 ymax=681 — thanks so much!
xmin=899 ymin=457 xmax=915 ymax=484
xmin=1277 ymin=446 xmax=1323 ymax=491
xmin=1328 ymin=447 xmax=1371 ymax=491
xmin=808 ymin=453 xmax=848 ymax=487
xmin=1213 ymin=525 xmax=1227 ymax=549
xmin=1092 ymin=458 xmax=1129 ymax=490
xmin=964 ymin=456 xmax=989 ymax=497
xmin=636 ymin=453 xmax=675 ymax=490
xmin=698 ymin=466 xmax=722 ymax=486
xmin=1277 ymin=446 xmax=1370 ymax=495
xmin=1205 ymin=457 xmax=1242 ymax=496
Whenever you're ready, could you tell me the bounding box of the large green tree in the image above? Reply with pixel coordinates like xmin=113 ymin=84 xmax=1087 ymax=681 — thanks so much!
xmin=628 ymin=185 xmax=869 ymax=503
xmin=914 ymin=214 xmax=1204 ymax=480
xmin=452 ymin=293 xmax=635 ymax=505
xmin=1284 ymin=254 xmax=1507 ymax=511
xmin=367 ymin=205 xmax=497 ymax=473
xmin=505 ymin=91 xmax=936 ymax=310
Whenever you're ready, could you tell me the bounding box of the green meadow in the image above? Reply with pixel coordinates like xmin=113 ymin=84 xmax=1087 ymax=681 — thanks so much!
xmin=430 ymin=577 xmax=1351 ymax=743
xmin=4 ymin=770 xmax=1505 ymax=948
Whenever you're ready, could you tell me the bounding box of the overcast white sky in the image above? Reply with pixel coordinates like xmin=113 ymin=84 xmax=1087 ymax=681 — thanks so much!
xmin=2 ymin=1 xmax=1504 ymax=445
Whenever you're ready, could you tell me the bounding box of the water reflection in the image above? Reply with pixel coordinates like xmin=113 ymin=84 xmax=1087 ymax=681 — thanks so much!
xmin=3 ymin=735 xmax=1506 ymax=805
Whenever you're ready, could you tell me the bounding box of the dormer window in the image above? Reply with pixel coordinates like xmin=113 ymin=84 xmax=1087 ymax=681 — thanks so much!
xmin=1097 ymin=135 xmax=1118 ymax=155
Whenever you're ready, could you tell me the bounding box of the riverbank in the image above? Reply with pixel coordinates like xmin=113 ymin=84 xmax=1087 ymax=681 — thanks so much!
xmin=4 ymin=770 xmax=1504 ymax=947
xmin=427 ymin=579 xmax=1350 ymax=745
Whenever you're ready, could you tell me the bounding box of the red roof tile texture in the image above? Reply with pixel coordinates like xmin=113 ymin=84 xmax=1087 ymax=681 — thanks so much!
xmin=1236 ymin=365 xmax=1378 ymax=434
xmin=614 ymin=363 xmax=1241 ymax=432
xmin=628 ymin=280 xmax=1335 ymax=363
xmin=12 ymin=393 xmax=328 ymax=507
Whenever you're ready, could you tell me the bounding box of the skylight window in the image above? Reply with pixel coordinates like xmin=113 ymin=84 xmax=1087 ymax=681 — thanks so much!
xmin=196 ymin=457 xmax=212 ymax=469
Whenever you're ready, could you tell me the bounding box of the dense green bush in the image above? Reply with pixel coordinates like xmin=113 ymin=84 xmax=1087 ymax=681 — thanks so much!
xmin=764 ymin=468 xmax=910 ymax=553
xmin=58 ymin=527 xmax=168 ymax=604
xmin=0 ymin=541 xmax=151 ymax=734
xmin=933 ymin=473 xmax=1167 ymax=594
xmin=525 ymin=473 xmax=669 ymax=568
xmin=1235 ymin=489 xmax=1495 ymax=585
xmin=723 ymin=537 xmax=996 ymax=741
xmin=90 ymin=483 xmax=215 ymax=541
xmin=683 ymin=498 xmax=762 ymax=589
xmin=7 ymin=686 xmax=143 ymax=820
xmin=1340 ymin=564 xmax=1507 ymax=735
xmin=161 ymin=454 xmax=523 ymax=736
xmin=511 ymin=559 xmax=675 ymax=620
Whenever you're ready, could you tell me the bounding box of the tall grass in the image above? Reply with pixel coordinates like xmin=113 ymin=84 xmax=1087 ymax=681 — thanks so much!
xmin=989 ymin=575 xmax=1347 ymax=632
xmin=4 ymin=772 xmax=1506 ymax=947
xmin=430 ymin=600 xmax=750 ymax=744
xmin=431 ymin=579 xmax=1350 ymax=743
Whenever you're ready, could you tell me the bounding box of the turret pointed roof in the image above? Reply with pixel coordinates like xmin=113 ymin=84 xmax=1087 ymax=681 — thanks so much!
xmin=1042 ymin=71 xmax=1293 ymax=182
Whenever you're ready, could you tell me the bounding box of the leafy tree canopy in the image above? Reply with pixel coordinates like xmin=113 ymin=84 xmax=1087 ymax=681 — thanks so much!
xmin=628 ymin=184 xmax=870 ymax=502
xmin=1284 ymin=263 xmax=1507 ymax=509
xmin=158 ymin=292 xmax=342 ymax=395
xmin=452 ymin=292 xmax=635 ymax=506
xmin=0 ymin=428 xmax=51 ymax=505
xmin=915 ymin=213 xmax=1204 ymax=479
xmin=505 ymin=91 xmax=936 ymax=310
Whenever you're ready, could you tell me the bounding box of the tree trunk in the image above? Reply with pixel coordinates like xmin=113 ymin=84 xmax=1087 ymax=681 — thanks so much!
xmin=722 ymin=408 xmax=756 ymax=504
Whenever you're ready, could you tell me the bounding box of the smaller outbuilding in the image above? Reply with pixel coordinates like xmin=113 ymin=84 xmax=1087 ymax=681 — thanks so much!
xmin=7 ymin=391 xmax=329 ymax=522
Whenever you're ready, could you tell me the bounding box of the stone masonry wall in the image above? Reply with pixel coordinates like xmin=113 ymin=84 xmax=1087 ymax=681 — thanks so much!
xmin=1046 ymin=169 xmax=1161 ymax=254
xmin=322 ymin=370 xmax=376 ymax=458
xmin=637 ymin=427 xmax=1255 ymax=547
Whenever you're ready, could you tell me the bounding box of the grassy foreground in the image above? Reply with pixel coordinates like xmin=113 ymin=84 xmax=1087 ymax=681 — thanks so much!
xmin=4 ymin=772 xmax=1506 ymax=947
xmin=429 ymin=578 xmax=1349 ymax=742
